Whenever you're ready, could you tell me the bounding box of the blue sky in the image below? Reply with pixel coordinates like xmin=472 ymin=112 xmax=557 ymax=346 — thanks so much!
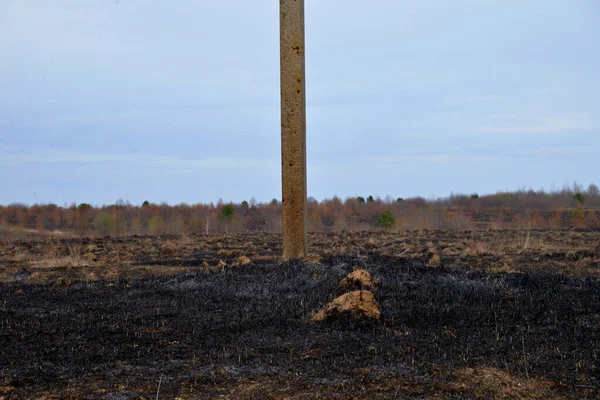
xmin=1 ymin=0 xmax=598 ymax=206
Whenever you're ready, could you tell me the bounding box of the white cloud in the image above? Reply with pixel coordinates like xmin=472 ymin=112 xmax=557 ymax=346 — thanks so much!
xmin=0 ymin=150 xmax=276 ymax=170
xmin=423 ymin=111 xmax=597 ymax=138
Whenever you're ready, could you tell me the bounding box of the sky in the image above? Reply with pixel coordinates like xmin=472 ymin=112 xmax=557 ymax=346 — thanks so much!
xmin=0 ymin=0 xmax=599 ymax=206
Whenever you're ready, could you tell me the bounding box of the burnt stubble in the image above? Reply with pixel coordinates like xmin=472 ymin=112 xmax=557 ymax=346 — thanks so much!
xmin=1 ymin=232 xmax=599 ymax=399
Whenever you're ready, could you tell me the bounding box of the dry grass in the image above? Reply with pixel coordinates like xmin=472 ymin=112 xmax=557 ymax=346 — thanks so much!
xmin=451 ymin=367 xmax=563 ymax=399
xmin=33 ymin=244 xmax=90 ymax=269
xmin=1 ymin=230 xmax=598 ymax=284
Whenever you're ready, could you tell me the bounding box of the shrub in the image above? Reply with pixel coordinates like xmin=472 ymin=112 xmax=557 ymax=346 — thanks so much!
xmin=148 ymin=216 xmax=166 ymax=234
xmin=93 ymin=212 xmax=115 ymax=236
xmin=9 ymin=224 xmax=28 ymax=241
xmin=219 ymin=204 xmax=235 ymax=220
xmin=130 ymin=217 xmax=142 ymax=234
xmin=219 ymin=204 xmax=235 ymax=233
xmin=77 ymin=203 xmax=92 ymax=211
xmin=571 ymin=209 xmax=585 ymax=225
xmin=168 ymin=215 xmax=186 ymax=235
xmin=376 ymin=210 xmax=396 ymax=229
xmin=189 ymin=217 xmax=205 ymax=233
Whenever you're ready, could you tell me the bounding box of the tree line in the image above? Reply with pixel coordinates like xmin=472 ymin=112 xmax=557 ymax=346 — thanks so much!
xmin=1 ymin=184 xmax=598 ymax=239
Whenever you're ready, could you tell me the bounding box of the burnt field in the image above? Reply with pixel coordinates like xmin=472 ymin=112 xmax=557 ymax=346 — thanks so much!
xmin=1 ymin=230 xmax=600 ymax=399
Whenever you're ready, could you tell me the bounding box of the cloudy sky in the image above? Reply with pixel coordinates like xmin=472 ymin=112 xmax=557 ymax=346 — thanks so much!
xmin=1 ymin=0 xmax=598 ymax=206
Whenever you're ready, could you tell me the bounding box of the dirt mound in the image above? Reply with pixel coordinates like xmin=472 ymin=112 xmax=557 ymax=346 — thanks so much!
xmin=338 ymin=269 xmax=378 ymax=291
xmin=428 ymin=253 xmax=441 ymax=265
xmin=313 ymin=290 xmax=380 ymax=323
xmin=232 ymin=256 xmax=251 ymax=266
xmin=159 ymin=243 xmax=177 ymax=258
xmin=365 ymin=237 xmax=379 ymax=250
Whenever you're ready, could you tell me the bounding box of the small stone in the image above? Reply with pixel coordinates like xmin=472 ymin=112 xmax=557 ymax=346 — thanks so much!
xmin=12 ymin=268 xmax=30 ymax=281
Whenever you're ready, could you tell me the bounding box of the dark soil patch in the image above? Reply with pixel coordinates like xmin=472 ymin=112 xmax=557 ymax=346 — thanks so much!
xmin=1 ymin=254 xmax=599 ymax=399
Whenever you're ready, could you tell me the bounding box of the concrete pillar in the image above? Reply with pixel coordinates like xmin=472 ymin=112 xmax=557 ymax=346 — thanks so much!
xmin=280 ymin=0 xmax=307 ymax=259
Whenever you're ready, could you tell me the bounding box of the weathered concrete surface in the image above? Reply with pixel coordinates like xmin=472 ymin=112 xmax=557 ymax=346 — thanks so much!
xmin=280 ymin=0 xmax=307 ymax=259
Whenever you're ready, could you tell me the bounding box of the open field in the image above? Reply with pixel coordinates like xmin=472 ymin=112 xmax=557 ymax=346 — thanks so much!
xmin=1 ymin=230 xmax=599 ymax=399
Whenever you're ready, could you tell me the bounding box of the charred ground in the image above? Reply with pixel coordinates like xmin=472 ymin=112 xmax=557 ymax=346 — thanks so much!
xmin=1 ymin=231 xmax=599 ymax=399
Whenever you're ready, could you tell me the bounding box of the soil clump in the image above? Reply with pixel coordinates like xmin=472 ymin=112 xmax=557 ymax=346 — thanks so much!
xmin=312 ymin=290 xmax=381 ymax=323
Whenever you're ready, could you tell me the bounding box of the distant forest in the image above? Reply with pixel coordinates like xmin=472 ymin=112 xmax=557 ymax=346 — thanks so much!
xmin=1 ymin=183 xmax=599 ymax=240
